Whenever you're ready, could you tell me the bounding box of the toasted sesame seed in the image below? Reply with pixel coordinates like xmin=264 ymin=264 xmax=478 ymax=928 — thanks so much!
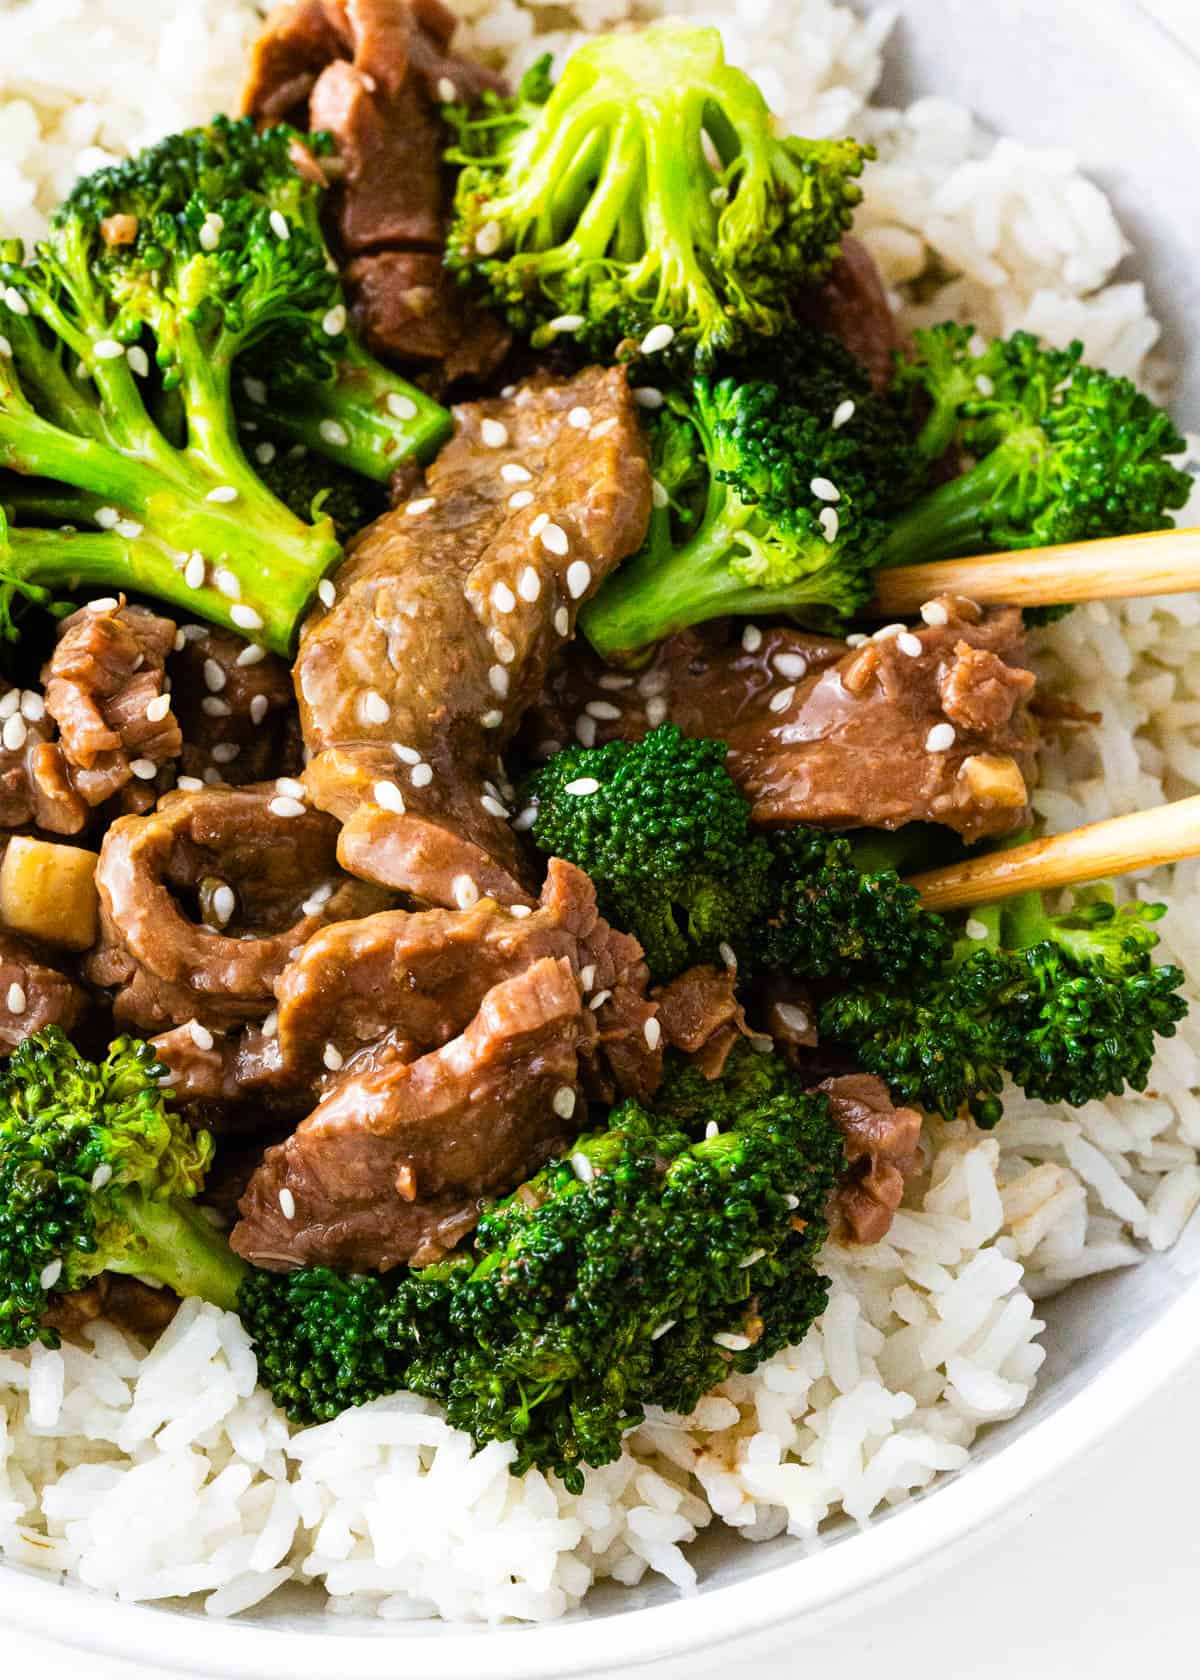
xmin=481 ymin=709 xmax=503 ymax=729
xmin=644 ymin=1016 xmax=662 ymax=1050
xmin=374 ymin=780 xmax=406 ymax=814
xmin=633 ymin=386 xmax=664 ymax=409
xmin=93 ymin=337 xmax=124 ymax=360
xmin=598 ymin=673 xmax=634 ymax=691
xmin=39 ymin=1259 xmax=62 ymax=1291
xmin=547 ymin=314 xmax=584 ymax=334
xmin=95 ymin=507 xmax=120 ymax=530
xmin=832 ymin=398 xmax=856 ymax=428
xmin=925 ymin=722 xmax=956 ymax=753
xmin=741 ymin=624 xmax=763 ymax=653
xmin=203 ymin=658 xmax=226 ymax=693
xmin=586 ymin=700 xmax=620 ymax=721
xmin=184 ymin=553 xmax=206 ymax=590
xmin=453 ymin=874 xmax=479 ymax=909
xmin=210 ymin=884 xmax=236 ymax=926
xmin=920 ymin=599 xmax=950 ymax=627
xmin=529 ymin=512 xmax=549 ymax=539
xmin=810 ymin=477 xmax=840 ymax=502
xmin=897 ymin=631 xmax=923 ymax=657
xmin=362 ymin=690 xmax=390 ymax=725
xmin=588 ymin=989 xmax=612 ymax=1011
xmin=317 ymin=578 xmax=337 ymax=608
xmin=645 ymin=696 xmax=669 ymax=727
xmin=768 ymin=686 xmax=795 ymax=713
xmin=129 ymin=757 xmax=157 ymax=780
xmin=322 ymin=304 xmax=347 ymax=337
xmin=269 ymin=795 xmax=306 ymax=818
xmin=554 ymin=607 xmax=570 ymax=636
xmin=773 ymin=652 xmax=808 ymax=680
xmin=965 ymin=918 xmax=990 ymax=940
xmin=579 ymin=965 xmax=596 ymax=992
xmin=269 ymin=209 xmax=290 ymax=241
xmin=201 ymin=697 xmax=232 ymax=718
xmin=566 ymin=559 xmax=591 ymax=598
xmin=492 ymin=631 xmax=516 ymax=664
xmin=214 ymin=568 xmax=240 ymax=599
xmin=491 ymin=581 xmax=516 ymax=614
xmin=249 ymin=694 xmax=269 ymax=725
xmin=437 ymin=74 xmax=457 ymax=103
xmin=501 ymin=463 xmax=532 ymax=485
xmin=177 ymin=775 xmax=204 ymax=792
xmin=206 ymin=485 xmax=238 ymax=503
xmin=554 ymin=1086 xmax=578 ymax=1120
xmin=19 ymin=691 xmax=44 ymax=723
xmin=481 ymin=418 xmax=509 ymax=449
xmin=517 ymin=566 xmax=542 ymax=603
xmin=819 ymin=507 xmax=839 ymax=543
xmin=575 ymin=715 xmax=597 ymax=747
xmin=211 ymin=742 xmax=239 ymax=764
xmin=488 ymin=665 xmax=509 ymax=698
xmin=6 ymin=982 xmax=26 ymax=1014
xmin=775 ymin=1002 xmax=810 ymax=1036
xmin=274 ymin=1186 xmax=296 ymax=1222
xmin=541 ymin=522 xmax=570 ymax=558
xmin=318 ymin=418 xmax=350 ymax=449
xmin=410 ymin=762 xmax=433 ymax=788
xmin=2 ymin=714 xmax=26 ymax=752
xmin=567 ymin=406 xmax=592 ymax=430
xmin=640 ymin=323 xmax=675 ymax=355
xmin=188 ymin=1019 xmax=214 ymax=1051
xmin=565 ymin=776 xmax=600 ymax=796
xmin=719 ymin=941 xmax=738 ymax=971
xmin=406 ymin=497 xmax=435 ymax=516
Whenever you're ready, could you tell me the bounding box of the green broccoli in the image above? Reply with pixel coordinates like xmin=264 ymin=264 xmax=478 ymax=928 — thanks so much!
xmin=444 ymin=26 xmax=871 ymax=366
xmin=579 ymin=337 xmax=919 ymax=658
xmin=0 ymin=116 xmax=448 ymax=652
xmin=882 ymin=326 xmax=1192 ymax=568
xmin=0 ymin=1029 xmax=244 ymax=1349
xmin=250 ymin=437 xmax=385 ymax=539
xmin=821 ymin=888 xmax=1188 ymax=1126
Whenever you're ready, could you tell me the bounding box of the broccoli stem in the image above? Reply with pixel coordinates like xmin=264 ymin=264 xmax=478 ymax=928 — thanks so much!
xmin=255 ymin=341 xmax=453 ymax=483
xmin=109 ymin=1190 xmax=249 ymax=1313
xmin=879 ymin=431 xmax=1044 ymax=568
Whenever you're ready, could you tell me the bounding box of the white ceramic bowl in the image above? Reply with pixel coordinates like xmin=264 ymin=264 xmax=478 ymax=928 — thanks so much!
xmin=2 ymin=3 xmax=1198 ymax=1674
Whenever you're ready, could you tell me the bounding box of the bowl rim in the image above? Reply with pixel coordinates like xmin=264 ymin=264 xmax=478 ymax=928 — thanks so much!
xmin=2 ymin=1266 xmax=1198 ymax=1679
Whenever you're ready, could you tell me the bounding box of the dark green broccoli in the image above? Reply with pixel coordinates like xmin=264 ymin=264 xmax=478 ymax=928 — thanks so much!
xmin=579 ymin=338 xmax=920 ymax=658
xmin=0 ymin=116 xmax=448 ymax=652
xmin=0 ymin=1029 xmax=244 ymax=1349
xmin=821 ymin=888 xmax=1188 ymax=1126
xmin=882 ymin=326 xmax=1192 ymax=568
xmin=250 ymin=437 xmax=385 ymax=539
xmin=524 ymin=723 xmax=774 ymax=978
xmin=444 ymin=26 xmax=871 ymax=367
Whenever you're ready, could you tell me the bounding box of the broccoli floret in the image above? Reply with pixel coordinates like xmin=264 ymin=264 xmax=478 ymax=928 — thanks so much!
xmin=0 ymin=116 xmax=448 ymax=652
xmin=0 ymin=1028 xmax=244 ymax=1349
xmin=580 ymin=339 xmax=919 ymax=658
xmin=444 ymin=27 xmax=871 ymax=367
xmin=251 ymin=438 xmax=385 ymax=539
xmin=821 ymin=888 xmax=1188 ymax=1126
xmin=882 ymin=326 xmax=1192 ymax=570
xmin=525 ymin=723 xmax=774 ymax=978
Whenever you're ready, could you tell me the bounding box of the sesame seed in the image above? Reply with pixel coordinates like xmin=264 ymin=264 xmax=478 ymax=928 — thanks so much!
xmin=269 ymin=795 xmax=306 ymax=818
xmin=453 ymin=874 xmax=479 ymax=909
xmin=481 ymin=709 xmax=503 ymax=729
xmin=243 ymin=376 xmax=267 ymax=405
xmin=201 ymin=697 xmax=232 ymax=718
xmin=392 ymin=744 xmax=420 ymax=765
xmin=176 ymin=776 xmax=204 ymax=792
xmin=553 ymin=1085 xmax=578 ymax=1120
xmin=714 ymin=1331 xmax=752 ymax=1352
xmin=645 ymin=696 xmax=668 ymax=727
xmin=773 ymin=651 xmax=808 ymax=680
xmin=554 ymin=607 xmax=570 ymax=636
xmin=633 ymin=386 xmax=664 ymax=409
xmin=319 ymin=418 xmax=350 ymax=448
xmin=719 ymin=941 xmax=738 ymax=971
xmin=920 ymin=599 xmax=949 ymax=627
xmin=588 ymin=989 xmax=612 ymax=1011
xmin=644 ymin=1016 xmax=662 ymax=1050
xmin=374 ymin=780 xmax=406 ymax=814
xmin=741 ymin=625 xmax=763 ymax=653
xmin=517 ymin=566 xmax=542 ymax=604
xmin=925 ymin=722 xmax=957 ymax=753
xmin=130 ymin=757 xmax=157 ymax=780
xmin=481 ymin=794 xmax=509 ymax=819
xmin=0 ymin=691 xmax=18 ymax=718
xmin=211 ymin=884 xmax=236 ymax=926
xmin=410 ymin=762 xmax=433 ymax=788
xmin=214 ymin=568 xmax=240 ymax=599
xmin=832 ymin=399 xmax=856 ymax=429
xmin=2 ymin=714 xmax=26 ymax=752
xmin=965 ymin=918 xmax=990 ymax=940
xmin=651 ymin=478 xmax=669 ymax=509
xmin=322 ymin=1042 xmax=344 ymax=1072
xmin=188 ymin=1020 xmax=214 ymax=1051
xmin=541 ymin=522 xmax=570 ymax=558
xmin=199 ymin=212 xmax=224 ymax=251
xmin=481 ymin=418 xmax=509 ymax=448
xmin=246 ymin=695 xmax=268 ymax=727
xmin=488 ymin=665 xmax=509 ymax=698
xmin=3 ymin=287 xmax=27 ymax=316
xmin=512 ymin=805 xmax=537 ymax=832
xmin=640 ymin=323 xmax=675 ymax=355
xmin=232 ymin=606 xmax=266 ymax=637
xmin=126 ymin=345 xmax=149 ymax=378
xmin=845 ymin=633 xmax=869 ymax=648
xmin=275 ymin=779 xmax=302 ymax=798
xmin=547 ymin=314 xmax=584 ymax=334
xmin=491 ymin=581 xmax=516 ymax=613
xmin=579 ymin=965 xmax=596 ymax=992
xmin=90 ymin=595 xmax=120 ymax=610
xmin=406 ymin=497 xmax=435 ymax=516
xmin=976 ymin=374 xmax=995 ymax=397
xmin=598 ymin=673 xmax=634 ymax=691
xmin=114 ymin=518 xmax=143 ymax=539
xmin=575 ymin=715 xmax=597 ymax=747
xmin=651 ymin=1319 xmax=676 ymax=1340
xmin=317 ymin=578 xmax=337 ymax=608
xmin=897 ymin=631 xmax=923 ymax=658
xmin=39 ymin=1259 xmax=62 ymax=1291
xmin=565 ymin=776 xmax=600 ymax=796
xmin=810 ymin=477 xmax=840 ymax=502
xmin=19 ymin=692 xmax=44 ymax=723
xmin=94 ymin=507 xmax=120 ymax=530
xmin=874 ymin=622 xmax=905 ymax=642
xmin=362 ymin=690 xmax=390 ymax=725
xmin=768 ymin=686 xmax=795 ymax=713
xmin=739 ymin=1249 xmax=766 ymax=1269
xmin=437 ymin=75 xmax=458 ymax=103
xmin=203 ymin=658 xmax=226 ymax=693
xmin=6 ymin=982 xmax=25 ymax=1014
xmin=566 ymin=559 xmax=591 ymax=598
xmin=571 ymin=1150 xmax=594 ymax=1183
xmin=567 ymin=406 xmax=591 ymax=429
xmin=211 ymin=743 xmax=239 ymax=765
xmin=91 ymin=1163 xmax=113 ymax=1191
xmin=492 ymin=631 xmax=516 ymax=664
xmin=0 ymin=337 xmax=10 ymax=357
xmin=819 ymin=507 xmax=839 ymax=543
xmin=206 ymin=485 xmax=238 ymax=503
xmin=322 ymin=304 xmax=347 ymax=337
xmin=508 ymin=904 xmax=531 ymax=919
xmin=775 ymin=1003 xmax=810 ymax=1035
xmin=269 ymin=209 xmax=290 ymax=241
xmin=184 ymin=553 xmax=206 ymax=590
xmin=529 ymin=512 xmax=549 ymax=539
xmin=93 ymin=337 xmax=124 ymax=360
xmin=586 ymin=700 xmax=620 ymax=721
xmin=508 ymin=490 xmax=534 ymax=511
xmin=277 ymin=1186 xmax=296 ymax=1221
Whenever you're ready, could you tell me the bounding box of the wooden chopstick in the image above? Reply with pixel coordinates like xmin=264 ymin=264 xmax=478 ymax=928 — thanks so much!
xmin=873 ymin=526 xmax=1200 ymax=618
xmin=906 ymin=796 xmax=1200 ymax=912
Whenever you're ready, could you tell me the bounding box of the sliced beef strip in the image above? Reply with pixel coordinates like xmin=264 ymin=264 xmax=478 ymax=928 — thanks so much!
xmin=652 ymin=963 xmax=749 ymax=1080
xmin=819 ymin=1073 xmax=924 ymax=1246
xmin=296 ymin=367 xmax=652 ymax=903
xmin=0 ymin=929 xmax=87 ymax=1052
xmin=232 ymin=954 xmax=592 ymax=1271
xmin=800 ymin=234 xmax=899 ymax=394
xmin=526 ymin=596 xmax=1038 ymax=843
xmin=43 ymin=1274 xmax=179 ymax=1342
xmin=0 ymin=685 xmax=88 ymax=835
xmin=345 ymin=248 xmax=512 ymax=384
xmin=169 ymin=627 xmax=300 ymax=786
xmin=85 ymin=785 xmax=390 ymax=1034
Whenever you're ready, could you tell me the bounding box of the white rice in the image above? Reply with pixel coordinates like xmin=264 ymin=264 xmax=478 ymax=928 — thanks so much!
xmin=0 ymin=0 xmax=1198 ymax=1627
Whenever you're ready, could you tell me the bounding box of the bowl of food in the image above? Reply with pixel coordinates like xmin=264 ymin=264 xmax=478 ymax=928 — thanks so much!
xmin=0 ymin=0 xmax=1198 ymax=1674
